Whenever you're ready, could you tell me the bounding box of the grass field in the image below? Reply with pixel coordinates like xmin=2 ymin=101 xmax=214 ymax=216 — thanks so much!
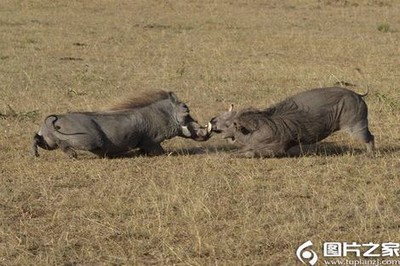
xmin=1 ymin=0 xmax=400 ymax=265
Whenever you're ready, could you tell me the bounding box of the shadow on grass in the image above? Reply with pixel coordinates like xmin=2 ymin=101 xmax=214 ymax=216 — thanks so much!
xmin=281 ymin=142 xmax=400 ymax=158
xmin=286 ymin=142 xmax=364 ymax=157
xmin=375 ymin=145 xmax=400 ymax=156
xmin=170 ymin=144 xmax=237 ymax=156
xmin=100 ymin=143 xmax=400 ymax=159
xmin=168 ymin=142 xmax=368 ymax=158
xmin=172 ymin=142 xmax=400 ymax=158
xmin=105 ymin=144 xmax=237 ymax=159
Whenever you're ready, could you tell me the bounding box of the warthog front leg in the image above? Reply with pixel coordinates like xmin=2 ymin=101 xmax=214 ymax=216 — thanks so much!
xmin=233 ymin=146 xmax=262 ymax=158
xmin=139 ymin=140 xmax=165 ymax=156
xmin=233 ymin=144 xmax=286 ymax=158
xmin=233 ymin=149 xmax=256 ymax=158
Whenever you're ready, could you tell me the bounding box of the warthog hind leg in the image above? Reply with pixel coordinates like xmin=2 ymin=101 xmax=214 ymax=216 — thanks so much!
xmin=33 ymin=134 xmax=41 ymax=157
xmin=58 ymin=142 xmax=77 ymax=159
xmin=64 ymin=147 xmax=77 ymax=159
xmin=32 ymin=133 xmax=58 ymax=157
xmin=347 ymin=125 xmax=375 ymax=154
xmin=366 ymin=134 xmax=375 ymax=154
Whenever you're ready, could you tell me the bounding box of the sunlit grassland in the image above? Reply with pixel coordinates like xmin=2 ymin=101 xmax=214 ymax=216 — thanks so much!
xmin=1 ymin=0 xmax=400 ymax=265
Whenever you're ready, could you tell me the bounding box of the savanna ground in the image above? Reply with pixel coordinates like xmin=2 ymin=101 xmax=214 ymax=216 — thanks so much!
xmin=1 ymin=0 xmax=400 ymax=265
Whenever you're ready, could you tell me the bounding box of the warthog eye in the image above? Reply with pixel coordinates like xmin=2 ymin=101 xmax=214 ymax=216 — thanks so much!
xmin=239 ymin=126 xmax=250 ymax=135
xmin=179 ymin=103 xmax=189 ymax=113
xmin=233 ymin=122 xmax=249 ymax=135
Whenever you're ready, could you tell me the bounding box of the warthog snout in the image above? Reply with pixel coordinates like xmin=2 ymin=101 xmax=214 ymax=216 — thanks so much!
xmin=182 ymin=122 xmax=211 ymax=141
xmin=209 ymin=117 xmax=222 ymax=133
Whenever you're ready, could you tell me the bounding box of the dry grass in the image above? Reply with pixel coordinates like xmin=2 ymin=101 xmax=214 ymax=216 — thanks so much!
xmin=1 ymin=0 xmax=400 ymax=265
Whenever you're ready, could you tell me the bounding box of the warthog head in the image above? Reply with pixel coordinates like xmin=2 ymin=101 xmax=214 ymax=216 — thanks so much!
xmin=171 ymin=94 xmax=211 ymax=141
xmin=207 ymin=104 xmax=237 ymax=141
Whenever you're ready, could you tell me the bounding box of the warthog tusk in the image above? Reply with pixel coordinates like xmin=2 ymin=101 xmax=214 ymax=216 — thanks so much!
xmin=206 ymin=122 xmax=213 ymax=133
xmin=181 ymin=126 xmax=192 ymax=137
xmin=227 ymin=138 xmax=236 ymax=144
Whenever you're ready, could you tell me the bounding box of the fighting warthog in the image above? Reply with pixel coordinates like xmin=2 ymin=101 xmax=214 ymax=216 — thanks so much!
xmin=33 ymin=91 xmax=210 ymax=158
xmin=208 ymin=87 xmax=375 ymax=157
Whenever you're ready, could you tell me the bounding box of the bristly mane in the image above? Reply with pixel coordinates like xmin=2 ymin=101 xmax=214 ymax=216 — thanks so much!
xmin=107 ymin=90 xmax=170 ymax=111
xmin=262 ymin=99 xmax=300 ymax=117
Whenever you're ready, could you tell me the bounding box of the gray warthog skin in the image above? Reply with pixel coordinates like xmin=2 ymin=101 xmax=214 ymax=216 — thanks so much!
xmin=209 ymin=87 xmax=375 ymax=158
xmin=33 ymin=91 xmax=210 ymax=158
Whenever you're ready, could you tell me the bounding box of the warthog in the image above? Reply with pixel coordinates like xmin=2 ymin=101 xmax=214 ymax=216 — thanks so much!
xmin=33 ymin=91 xmax=210 ymax=158
xmin=208 ymin=87 xmax=375 ymax=157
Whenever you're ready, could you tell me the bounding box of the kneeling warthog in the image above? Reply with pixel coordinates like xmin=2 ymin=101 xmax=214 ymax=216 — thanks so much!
xmin=208 ymin=87 xmax=375 ymax=158
xmin=33 ymin=91 xmax=210 ymax=158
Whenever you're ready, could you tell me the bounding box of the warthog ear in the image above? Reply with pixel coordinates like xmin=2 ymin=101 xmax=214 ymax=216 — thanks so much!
xmin=168 ymin=92 xmax=180 ymax=104
xmin=228 ymin=104 xmax=234 ymax=112
xmin=178 ymin=103 xmax=190 ymax=114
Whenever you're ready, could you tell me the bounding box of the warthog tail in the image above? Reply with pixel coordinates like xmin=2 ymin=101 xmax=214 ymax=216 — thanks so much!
xmin=45 ymin=115 xmax=86 ymax=136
